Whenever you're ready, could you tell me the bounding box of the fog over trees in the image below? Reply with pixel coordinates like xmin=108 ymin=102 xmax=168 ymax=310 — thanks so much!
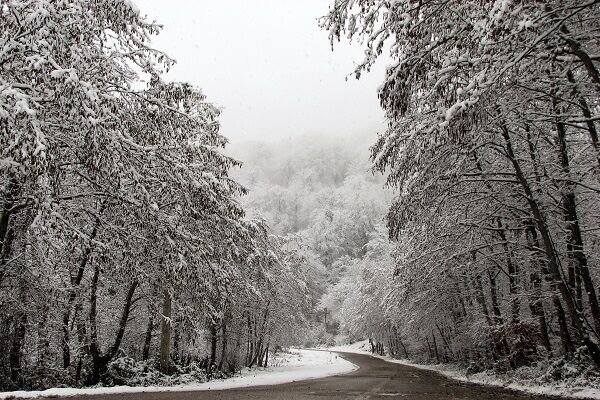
xmin=229 ymin=136 xmax=393 ymax=345
xmin=1 ymin=0 xmax=600 ymax=394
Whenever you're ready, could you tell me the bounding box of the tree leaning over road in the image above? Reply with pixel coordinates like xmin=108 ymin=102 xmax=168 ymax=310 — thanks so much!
xmin=322 ymin=0 xmax=600 ymax=370
xmin=0 ymin=0 xmax=311 ymax=390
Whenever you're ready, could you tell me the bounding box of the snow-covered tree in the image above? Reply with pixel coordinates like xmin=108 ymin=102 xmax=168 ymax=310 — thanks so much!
xmin=0 ymin=0 xmax=308 ymax=389
xmin=322 ymin=0 xmax=600 ymax=369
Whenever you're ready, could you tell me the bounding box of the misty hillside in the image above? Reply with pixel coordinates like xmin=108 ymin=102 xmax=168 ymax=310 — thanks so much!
xmin=229 ymin=134 xmax=391 ymax=236
xmin=228 ymin=136 xmax=393 ymax=328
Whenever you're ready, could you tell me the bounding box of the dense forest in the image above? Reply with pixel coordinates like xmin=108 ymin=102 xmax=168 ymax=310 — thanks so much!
xmin=1 ymin=0 xmax=600 ymax=394
xmin=0 ymin=0 xmax=315 ymax=390
xmin=319 ymin=0 xmax=600 ymax=379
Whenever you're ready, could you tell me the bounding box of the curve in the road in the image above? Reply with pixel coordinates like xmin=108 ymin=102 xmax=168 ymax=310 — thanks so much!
xmin=57 ymin=352 xmax=570 ymax=400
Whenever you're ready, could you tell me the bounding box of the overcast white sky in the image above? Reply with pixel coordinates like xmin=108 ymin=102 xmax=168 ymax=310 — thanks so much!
xmin=136 ymin=0 xmax=387 ymax=144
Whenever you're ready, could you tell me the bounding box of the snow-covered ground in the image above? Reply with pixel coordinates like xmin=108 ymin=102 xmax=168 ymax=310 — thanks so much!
xmin=0 ymin=349 xmax=357 ymax=399
xmin=329 ymin=340 xmax=372 ymax=355
xmin=330 ymin=340 xmax=600 ymax=399
xmin=390 ymin=359 xmax=600 ymax=400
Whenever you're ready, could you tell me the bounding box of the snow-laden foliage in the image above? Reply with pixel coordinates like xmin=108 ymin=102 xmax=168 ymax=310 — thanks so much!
xmin=0 ymin=0 xmax=310 ymax=390
xmin=322 ymin=0 xmax=600 ymax=378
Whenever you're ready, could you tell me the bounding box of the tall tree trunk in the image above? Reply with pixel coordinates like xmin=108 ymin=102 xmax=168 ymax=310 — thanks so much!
xmin=524 ymin=126 xmax=566 ymax=355
xmin=209 ymin=322 xmax=218 ymax=367
xmin=107 ymin=280 xmax=138 ymax=359
xmin=142 ymin=310 xmax=154 ymax=361
xmin=0 ymin=210 xmax=16 ymax=286
xmin=249 ymin=309 xmax=269 ymax=368
xmin=560 ymin=24 xmax=600 ymax=96
xmin=425 ymin=337 xmax=433 ymax=359
xmin=473 ymin=270 xmax=501 ymax=362
xmin=0 ymin=179 xmax=20 ymax=267
xmin=88 ymin=266 xmax=138 ymax=384
xmin=9 ymin=312 xmax=26 ymax=384
xmin=528 ymin=221 xmax=575 ymax=355
xmin=62 ymin=200 xmax=105 ymax=368
xmin=498 ymin=122 xmax=600 ymax=366
xmin=496 ymin=219 xmax=520 ymax=323
xmin=74 ymin=302 xmax=88 ymax=356
xmin=159 ymin=291 xmax=172 ymax=374
xmin=62 ymin=312 xmax=72 ymax=369
xmin=566 ymin=70 xmax=600 ymax=168
xmin=472 ymin=273 xmax=492 ymax=327
xmin=246 ymin=313 xmax=253 ymax=366
xmin=88 ymin=265 xmax=102 ymax=384
xmin=554 ymin=98 xmax=600 ymax=337
xmin=263 ymin=344 xmax=269 ymax=368
xmin=37 ymin=302 xmax=51 ymax=368
xmin=218 ymin=322 xmax=227 ymax=371
xmin=488 ymin=270 xmax=503 ymax=325
xmin=436 ymin=323 xmax=454 ymax=360
xmin=398 ymin=336 xmax=409 ymax=358
xmin=431 ymin=332 xmax=440 ymax=363
xmin=525 ymin=224 xmax=552 ymax=353
xmin=173 ymin=316 xmax=180 ymax=365
xmin=258 ymin=345 xmax=266 ymax=367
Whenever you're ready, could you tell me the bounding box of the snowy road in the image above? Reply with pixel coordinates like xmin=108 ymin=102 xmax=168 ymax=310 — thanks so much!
xmin=52 ymin=352 xmax=567 ymax=400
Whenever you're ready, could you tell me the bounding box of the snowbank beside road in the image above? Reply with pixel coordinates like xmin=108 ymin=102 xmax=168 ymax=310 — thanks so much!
xmin=0 ymin=348 xmax=357 ymax=399
xmin=387 ymin=359 xmax=600 ymax=400
xmin=329 ymin=340 xmax=600 ymax=399
xmin=328 ymin=340 xmax=372 ymax=355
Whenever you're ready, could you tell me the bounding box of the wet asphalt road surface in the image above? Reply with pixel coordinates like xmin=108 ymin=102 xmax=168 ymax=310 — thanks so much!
xmin=59 ymin=352 xmax=568 ymax=400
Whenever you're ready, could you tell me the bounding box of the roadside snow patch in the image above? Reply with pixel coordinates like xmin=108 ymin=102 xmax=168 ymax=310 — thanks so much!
xmin=382 ymin=359 xmax=600 ymax=400
xmin=0 ymin=348 xmax=357 ymax=399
